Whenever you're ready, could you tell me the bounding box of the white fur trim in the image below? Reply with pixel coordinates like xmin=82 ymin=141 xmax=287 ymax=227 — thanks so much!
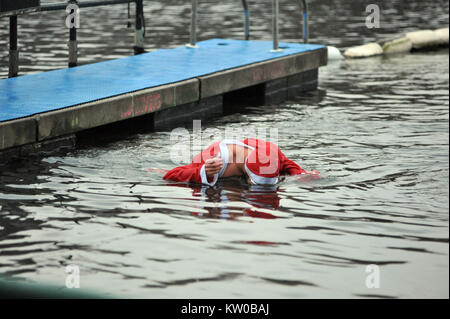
xmin=245 ymin=164 xmax=278 ymax=185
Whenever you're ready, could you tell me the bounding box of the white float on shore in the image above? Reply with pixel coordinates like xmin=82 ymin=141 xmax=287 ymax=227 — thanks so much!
xmin=343 ymin=42 xmax=383 ymax=59
xmin=381 ymin=36 xmax=413 ymax=54
xmin=434 ymin=27 xmax=449 ymax=45
xmin=406 ymin=30 xmax=441 ymax=49
xmin=342 ymin=27 xmax=448 ymax=59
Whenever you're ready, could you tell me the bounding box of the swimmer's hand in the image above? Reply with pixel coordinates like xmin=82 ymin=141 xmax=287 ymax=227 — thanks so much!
xmin=297 ymin=170 xmax=321 ymax=182
xmin=205 ymin=156 xmax=223 ymax=177
xmin=146 ymin=168 xmax=169 ymax=174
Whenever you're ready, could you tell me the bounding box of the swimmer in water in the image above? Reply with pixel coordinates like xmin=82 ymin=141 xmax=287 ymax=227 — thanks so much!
xmin=162 ymin=138 xmax=320 ymax=186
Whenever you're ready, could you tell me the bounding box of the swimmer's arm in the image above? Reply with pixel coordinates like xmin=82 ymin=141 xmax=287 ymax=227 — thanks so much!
xmin=279 ymin=150 xmax=306 ymax=175
xmin=279 ymin=150 xmax=321 ymax=179
xmin=163 ymin=163 xmax=203 ymax=184
xmin=146 ymin=168 xmax=169 ymax=174
xmin=163 ymin=162 xmax=218 ymax=186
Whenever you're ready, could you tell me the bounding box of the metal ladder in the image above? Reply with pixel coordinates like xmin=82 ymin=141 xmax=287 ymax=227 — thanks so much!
xmin=188 ymin=0 xmax=309 ymax=50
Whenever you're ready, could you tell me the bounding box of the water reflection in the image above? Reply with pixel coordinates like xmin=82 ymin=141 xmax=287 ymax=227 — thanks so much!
xmin=166 ymin=179 xmax=280 ymax=220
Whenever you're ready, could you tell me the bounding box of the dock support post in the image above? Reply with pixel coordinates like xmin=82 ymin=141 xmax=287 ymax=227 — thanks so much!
xmin=68 ymin=27 xmax=78 ymax=67
xmin=271 ymin=0 xmax=282 ymax=52
xmin=187 ymin=0 xmax=199 ymax=48
xmin=241 ymin=0 xmax=249 ymax=40
xmin=67 ymin=1 xmax=79 ymax=67
xmin=9 ymin=15 xmax=19 ymax=78
xmin=134 ymin=0 xmax=145 ymax=54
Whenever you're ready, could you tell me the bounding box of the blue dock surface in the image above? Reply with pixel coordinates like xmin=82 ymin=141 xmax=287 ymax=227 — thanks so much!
xmin=0 ymin=39 xmax=324 ymax=122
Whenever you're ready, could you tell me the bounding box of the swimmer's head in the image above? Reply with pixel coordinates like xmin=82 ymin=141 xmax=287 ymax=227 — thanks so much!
xmin=244 ymin=144 xmax=280 ymax=185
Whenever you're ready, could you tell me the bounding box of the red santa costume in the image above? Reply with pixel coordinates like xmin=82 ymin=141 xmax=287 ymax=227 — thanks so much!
xmin=163 ymin=138 xmax=317 ymax=186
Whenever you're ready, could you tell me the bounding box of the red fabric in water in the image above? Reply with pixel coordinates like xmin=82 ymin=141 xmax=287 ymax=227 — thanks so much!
xmin=163 ymin=139 xmax=312 ymax=184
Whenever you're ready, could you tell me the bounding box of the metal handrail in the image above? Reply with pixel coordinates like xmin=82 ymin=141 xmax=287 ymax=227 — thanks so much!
xmin=188 ymin=0 xmax=309 ymax=50
xmin=188 ymin=0 xmax=249 ymax=48
xmin=5 ymin=0 xmax=310 ymax=77
xmin=187 ymin=0 xmax=198 ymax=48
xmin=4 ymin=0 xmax=144 ymax=78
xmin=272 ymin=0 xmax=309 ymax=51
xmin=241 ymin=0 xmax=249 ymax=41
xmin=300 ymin=0 xmax=309 ymax=43
xmin=271 ymin=0 xmax=281 ymax=51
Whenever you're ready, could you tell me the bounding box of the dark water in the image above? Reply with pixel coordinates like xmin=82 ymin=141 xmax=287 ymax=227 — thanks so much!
xmin=0 ymin=0 xmax=448 ymax=298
